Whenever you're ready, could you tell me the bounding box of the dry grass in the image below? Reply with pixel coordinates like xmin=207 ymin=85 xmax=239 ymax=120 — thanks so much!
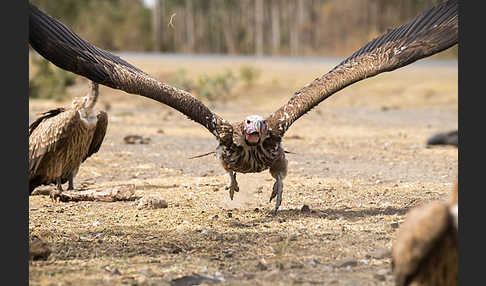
xmin=29 ymin=56 xmax=457 ymax=285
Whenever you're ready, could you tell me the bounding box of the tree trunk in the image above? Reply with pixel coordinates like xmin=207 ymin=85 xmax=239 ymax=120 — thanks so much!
xmin=153 ymin=0 xmax=162 ymax=51
xmin=185 ymin=0 xmax=195 ymax=53
xmin=288 ymin=0 xmax=298 ymax=56
xmin=222 ymin=10 xmax=237 ymax=54
xmin=255 ymin=0 xmax=264 ymax=56
xmin=271 ymin=0 xmax=280 ymax=55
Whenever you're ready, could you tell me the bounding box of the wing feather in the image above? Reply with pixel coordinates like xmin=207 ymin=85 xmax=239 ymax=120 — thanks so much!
xmin=29 ymin=4 xmax=232 ymax=142
xmin=266 ymin=0 xmax=457 ymax=137
xmin=29 ymin=109 xmax=79 ymax=176
xmin=29 ymin=107 xmax=65 ymax=136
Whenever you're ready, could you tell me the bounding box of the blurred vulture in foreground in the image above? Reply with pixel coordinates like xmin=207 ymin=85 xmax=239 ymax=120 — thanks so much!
xmin=29 ymin=81 xmax=108 ymax=197
xmin=29 ymin=0 xmax=458 ymax=213
xmin=392 ymin=182 xmax=458 ymax=286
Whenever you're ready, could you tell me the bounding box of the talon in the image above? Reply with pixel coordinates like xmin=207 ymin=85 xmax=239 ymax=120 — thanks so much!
xmin=270 ymin=175 xmax=283 ymax=213
xmin=226 ymin=171 xmax=239 ymax=201
xmin=49 ymin=189 xmax=61 ymax=202
xmin=269 ymin=180 xmax=279 ymax=202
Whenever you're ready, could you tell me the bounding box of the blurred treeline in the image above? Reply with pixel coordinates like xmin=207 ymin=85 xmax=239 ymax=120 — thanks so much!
xmin=30 ymin=0 xmax=456 ymax=57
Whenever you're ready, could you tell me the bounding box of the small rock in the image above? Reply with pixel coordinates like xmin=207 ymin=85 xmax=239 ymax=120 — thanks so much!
xmin=301 ymin=205 xmax=311 ymax=213
xmin=374 ymin=273 xmax=386 ymax=281
xmin=256 ymin=260 xmax=268 ymax=271
xmin=171 ymin=274 xmax=221 ymax=286
xmin=390 ymin=221 xmax=402 ymax=229
xmin=377 ymin=268 xmax=389 ymax=276
xmin=335 ymin=258 xmax=357 ymax=268
xmin=269 ymin=236 xmax=283 ymax=243
xmin=369 ymin=248 xmax=391 ymax=259
xmin=137 ymin=195 xmax=168 ymax=210
xmin=229 ymin=220 xmax=250 ymax=228
xmin=223 ymin=250 xmax=233 ymax=258
xmin=123 ymin=135 xmax=151 ymax=144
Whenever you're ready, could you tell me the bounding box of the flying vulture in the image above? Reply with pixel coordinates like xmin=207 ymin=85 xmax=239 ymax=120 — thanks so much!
xmin=29 ymin=81 xmax=108 ymax=197
xmin=28 ymin=0 xmax=458 ymax=212
xmin=392 ymin=181 xmax=458 ymax=286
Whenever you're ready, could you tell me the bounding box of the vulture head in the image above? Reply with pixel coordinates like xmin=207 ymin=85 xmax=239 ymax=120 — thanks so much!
xmin=243 ymin=115 xmax=268 ymax=146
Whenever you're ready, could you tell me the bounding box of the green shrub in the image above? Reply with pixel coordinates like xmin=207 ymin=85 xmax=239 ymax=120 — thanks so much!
xmin=29 ymin=56 xmax=76 ymax=101
xmin=239 ymin=65 xmax=261 ymax=87
xmin=169 ymin=69 xmax=195 ymax=92
xmin=195 ymin=70 xmax=238 ymax=101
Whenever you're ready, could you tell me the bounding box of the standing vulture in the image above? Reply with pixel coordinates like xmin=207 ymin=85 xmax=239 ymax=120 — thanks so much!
xmin=391 ymin=182 xmax=458 ymax=286
xmin=28 ymin=0 xmax=458 ymax=213
xmin=29 ymin=81 xmax=108 ymax=197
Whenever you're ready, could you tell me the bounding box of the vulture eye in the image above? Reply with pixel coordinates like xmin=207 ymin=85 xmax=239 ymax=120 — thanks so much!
xmin=246 ymin=120 xmax=251 ymax=124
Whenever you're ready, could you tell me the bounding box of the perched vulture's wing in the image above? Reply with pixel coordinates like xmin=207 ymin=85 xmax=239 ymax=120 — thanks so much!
xmin=29 ymin=108 xmax=65 ymax=136
xmin=29 ymin=4 xmax=233 ymax=146
xmin=83 ymin=110 xmax=108 ymax=162
xmin=266 ymin=0 xmax=458 ymax=137
xmin=29 ymin=109 xmax=80 ymax=176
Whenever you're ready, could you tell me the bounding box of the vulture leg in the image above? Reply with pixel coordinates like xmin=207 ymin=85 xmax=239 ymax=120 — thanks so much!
xmin=269 ymin=174 xmax=283 ymax=214
xmin=67 ymin=176 xmax=74 ymax=190
xmin=225 ymin=171 xmax=239 ymax=200
xmin=67 ymin=167 xmax=79 ymax=190
xmin=269 ymin=157 xmax=288 ymax=214
xmin=50 ymin=177 xmax=64 ymax=202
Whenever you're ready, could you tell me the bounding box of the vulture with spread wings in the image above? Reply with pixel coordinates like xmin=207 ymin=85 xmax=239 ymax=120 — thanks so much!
xmin=29 ymin=0 xmax=458 ymax=213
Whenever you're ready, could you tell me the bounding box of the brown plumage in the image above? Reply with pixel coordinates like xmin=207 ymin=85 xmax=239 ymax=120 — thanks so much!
xmin=29 ymin=0 xmax=457 ymax=212
xmin=29 ymin=81 xmax=108 ymax=196
xmin=392 ymin=182 xmax=458 ymax=286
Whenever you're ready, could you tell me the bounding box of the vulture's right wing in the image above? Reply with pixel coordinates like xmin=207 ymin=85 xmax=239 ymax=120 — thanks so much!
xmin=266 ymin=0 xmax=458 ymax=137
xmin=29 ymin=4 xmax=234 ymax=146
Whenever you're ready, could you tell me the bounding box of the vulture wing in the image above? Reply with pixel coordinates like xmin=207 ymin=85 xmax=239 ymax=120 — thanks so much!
xmin=83 ymin=110 xmax=109 ymax=162
xmin=29 ymin=109 xmax=80 ymax=176
xmin=266 ymin=0 xmax=458 ymax=137
xmin=29 ymin=108 xmax=65 ymax=136
xmin=29 ymin=4 xmax=233 ymax=146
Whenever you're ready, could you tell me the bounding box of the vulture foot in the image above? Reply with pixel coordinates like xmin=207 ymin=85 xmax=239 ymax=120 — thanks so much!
xmin=269 ymin=174 xmax=283 ymax=214
xmin=49 ymin=189 xmax=62 ymax=202
xmin=225 ymin=171 xmax=239 ymax=200
xmin=50 ymin=178 xmax=64 ymax=202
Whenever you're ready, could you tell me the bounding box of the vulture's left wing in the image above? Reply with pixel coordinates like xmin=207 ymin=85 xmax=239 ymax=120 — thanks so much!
xmin=266 ymin=0 xmax=458 ymax=137
xmin=29 ymin=4 xmax=233 ymax=146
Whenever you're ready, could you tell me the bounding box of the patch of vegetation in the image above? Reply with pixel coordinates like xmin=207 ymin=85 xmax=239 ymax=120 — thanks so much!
xmin=195 ymin=70 xmax=238 ymax=101
xmin=169 ymin=69 xmax=194 ymax=92
xmin=29 ymin=56 xmax=76 ymax=101
xmin=239 ymin=65 xmax=261 ymax=87
xmin=169 ymin=69 xmax=239 ymax=102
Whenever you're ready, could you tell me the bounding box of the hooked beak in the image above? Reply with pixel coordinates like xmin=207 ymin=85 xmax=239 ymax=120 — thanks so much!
xmin=245 ymin=121 xmax=263 ymax=144
xmin=245 ymin=121 xmax=261 ymax=135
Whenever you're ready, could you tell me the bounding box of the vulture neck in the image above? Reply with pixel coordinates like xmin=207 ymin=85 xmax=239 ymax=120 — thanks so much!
xmin=84 ymin=81 xmax=99 ymax=110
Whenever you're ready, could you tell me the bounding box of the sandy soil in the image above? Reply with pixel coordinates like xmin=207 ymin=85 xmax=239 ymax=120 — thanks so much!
xmin=29 ymin=56 xmax=457 ymax=285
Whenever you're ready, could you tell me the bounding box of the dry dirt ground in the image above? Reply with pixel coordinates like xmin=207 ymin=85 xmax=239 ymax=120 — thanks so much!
xmin=29 ymin=55 xmax=458 ymax=285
